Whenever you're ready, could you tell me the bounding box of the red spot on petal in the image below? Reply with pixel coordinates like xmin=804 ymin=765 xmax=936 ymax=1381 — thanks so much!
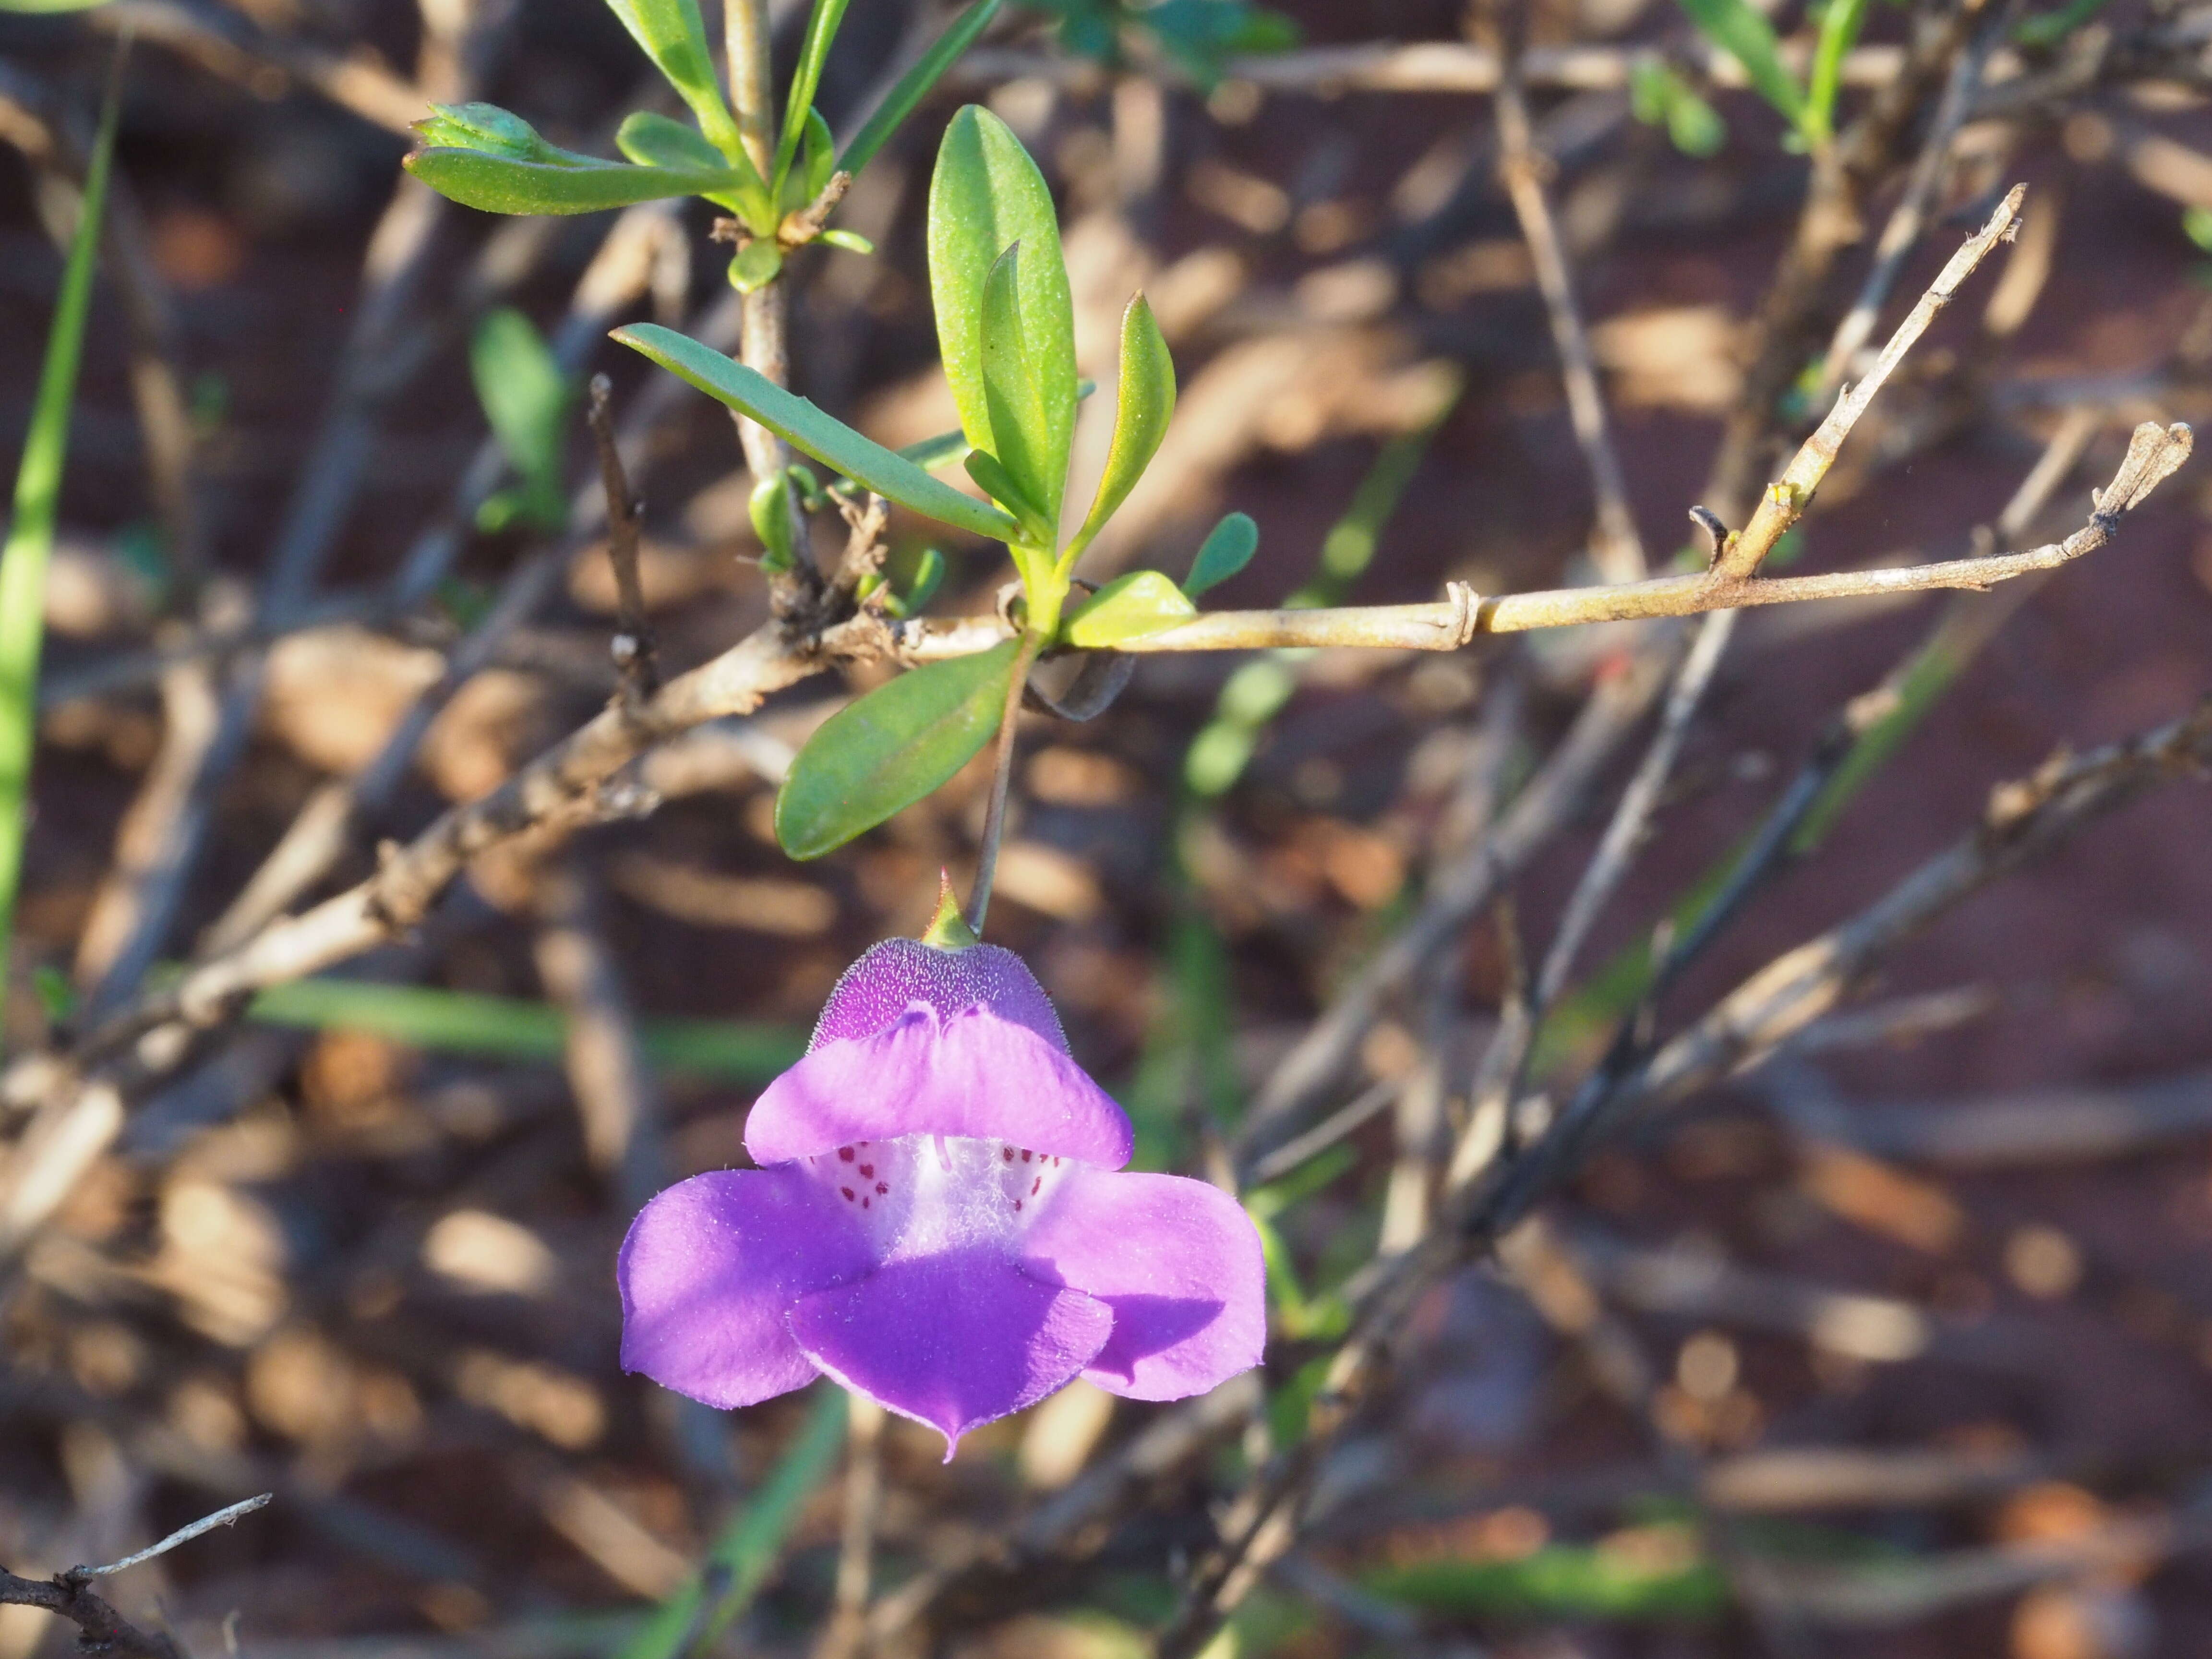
xmin=1054 ymin=1156 xmax=1062 ymax=1166
xmin=861 ymin=1197 xmax=870 ymax=1209
xmin=1031 ymin=1177 xmax=1042 ymax=1195
xmin=858 ymin=1165 xmax=874 ymax=1178
xmin=841 ymin=1187 xmax=855 ymax=1200
xmin=1002 ymin=1147 xmax=1015 ymax=1162
xmin=876 ymin=1182 xmax=889 ymax=1194
xmin=1013 ymin=1199 xmax=1023 ymax=1211
xmin=839 ymin=1147 xmax=855 ymax=1162
xmin=1022 ymin=1149 xmax=1033 ymax=1162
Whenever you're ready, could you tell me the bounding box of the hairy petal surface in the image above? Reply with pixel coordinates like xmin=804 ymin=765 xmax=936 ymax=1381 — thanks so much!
xmin=746 ymin=1004 xmax=1133 ymax=1169
xmin=1021 ymin=1168 xmax=1267 ymax=1402
xmin=812 ymin=938 xmax=1066 ymax=1049
xmin=618 ymin=1168 xmax=872 ymax=1409
xmin=788 ymin=1247 xmax=1112 ymax=1455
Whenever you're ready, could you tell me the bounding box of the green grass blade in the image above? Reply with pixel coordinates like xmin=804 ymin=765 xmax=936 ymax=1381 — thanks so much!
xmin=837 ymin=0 xmax=1002 ymax=179
xmin=245 ymin=977 xmax=804 ymax=1082
xmin=0 ymin=52 xmax=123 ymax=993
xmin=1805 ymin=0 xmax=1871 ymax=142
xmin=615 ymin=1386 xmax=848 ymax=1659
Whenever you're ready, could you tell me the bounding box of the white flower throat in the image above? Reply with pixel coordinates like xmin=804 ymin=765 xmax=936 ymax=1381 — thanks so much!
xmin=801 ymin=1133 xmax=1075 ymax=1261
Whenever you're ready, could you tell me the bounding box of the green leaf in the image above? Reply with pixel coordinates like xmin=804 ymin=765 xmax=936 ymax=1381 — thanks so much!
xmin=247 ymin=978 xmax=804 ymax=1082
xmin=1065 ymin=570 xmax=1196 ymax=647
xmin=887 ymin=546 xmax=946 ymax=616
xmin=977 ymin=242 xmax=1068 ymax=524
xmin=613 ymin=322 xmax=1020 ymax=541
xmin=774 ymin=641 xmax=1022 ymax=858
xmin=777 ymin=0 xmax=853 ymax=189
xmin=615 ymin=1387 xmax=849 ymax=1659
xmin=838 ymin=0 xmax=1002 ymax=178
xmin=603 ymin=0 xmax=748 ymax=165
xmin=1366 ymin=1535 xmax=1726 ymax=1622
xmin=1184 ymin=510 xmax=1257 ymax=597
xmin=0 ymin=50 xmax=119 ymax=970
xmin=1805 ymin=0 xmax=1870 ymax=141
xmin=927 ymin=106 xmax=1076 ymax=518
xmin=405 ymin=148 xmax=751 ymax=215
xmin=1674 ymin=0 xmax=1805 ymax=128
xmin=820 ymin=227 xmax=876 ymax=255
xmin=469 ymin=307 xmax=570 ymax=530
xmin=1068 ymin=293 xmax=1174 ymax=562
xmin=729 ymin=238 xmax=784 ymax=292
xmin=615 ymin=109 xmax=727 ymax=172
xmin=0 ymin=0 xmax=113 ymax=11
xmin=2186 ymin=206 xmax=2212 ymax=254
xmin=779 ymin=106 xmax=837 ymax=213
xmin=749 ymin=472 xmax=798 ymax=570
xmin=416 ymin=101 xmax=548 ymax=157
xmin=962 ymin=448 xmax=1052 ymax=544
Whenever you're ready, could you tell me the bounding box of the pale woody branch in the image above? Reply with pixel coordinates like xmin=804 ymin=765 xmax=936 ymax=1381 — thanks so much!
xmin=898 ymin=417 xmax=2192 ymax=660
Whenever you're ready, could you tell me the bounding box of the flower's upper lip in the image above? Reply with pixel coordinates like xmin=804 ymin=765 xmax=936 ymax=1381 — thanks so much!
xmin=745 ymin=1000 xmax=1134 ymax=1169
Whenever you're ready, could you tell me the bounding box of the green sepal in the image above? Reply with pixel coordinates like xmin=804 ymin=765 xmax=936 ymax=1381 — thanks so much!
xmin=920 ymin=869 xmax=980 ymax=948
xmin=774 ymin=640 xmax=1022 ymax=858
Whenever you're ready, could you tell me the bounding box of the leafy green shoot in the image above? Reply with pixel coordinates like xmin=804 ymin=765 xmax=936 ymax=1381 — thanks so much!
xmin=469 ymin=308 xmax=572 ymax=532
xmin=246 ymin=977 xmax=805 ymax=1082
xmin=838 ymin=0 xmax=1004 ymax=178
xmin=615 ymin=1386 xmax=849 ymax=1659
xmin=0 ymin=48 xmax=123 ymax=995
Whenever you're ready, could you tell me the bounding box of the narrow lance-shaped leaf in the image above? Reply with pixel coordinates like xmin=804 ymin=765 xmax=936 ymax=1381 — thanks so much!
xmin=1673 ymin=0 xmax=1805 ymax=128
xmin=1805 ymin=0 xmax=1870 ymax=142
xmin=1066 ymin=293 xmax=1174 ymax=565
xmin=603 ymin=0 xmax=748 ymax=163
xmin=0 ymin=47 xmax=120 ymax=968
xmin=978 ymin=242 xmax=1066 ymax=525
xmin=469 ymin=307 xmax=570 ymax=529
xmin=926 ymin=106 xmax=1076 ymax=500
xmin=613 ymin=323 xmax=1019 ymax=541
xmin=407 ymin=149 xmax=752 ymax=215
xmin=839 ymin=0 xmax=1002 ymax=179
xmin=774 ymin=641 xmax=1022 ymax=858
xmin=1184 ymin=510 xmax=1258 ymax=597
xmin=776 ymin=0 xmax=853 ymax=188
xmin=1065 ymin=570 xmax=1196 ymax=648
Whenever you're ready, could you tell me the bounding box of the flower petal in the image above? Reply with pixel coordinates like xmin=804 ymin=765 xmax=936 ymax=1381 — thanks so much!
xmin=787 ymin=1247 xmax=1111 ymax=1456
xmin=617 ymin=1168 xmax=873 ymax=1409
xmin=813 ymin=938 xmax=1066 ymax=1050
xmin=1021 ymin=1169 xmax=1267 ymax=1402
xmin=746 ymin=1003 xmax=1132 ymax=1168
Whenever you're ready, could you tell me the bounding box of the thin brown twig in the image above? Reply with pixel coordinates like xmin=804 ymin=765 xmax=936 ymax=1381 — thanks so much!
xmin=587 ymin=374 xmax=660 ymax=704
xmin=0 ymin=1568 xmax=183 ymax=1659
xmin=965 ymin=634 xmax=1044 ymax=937
xmin=1490 ymin=0 xmax=1647 ymax=583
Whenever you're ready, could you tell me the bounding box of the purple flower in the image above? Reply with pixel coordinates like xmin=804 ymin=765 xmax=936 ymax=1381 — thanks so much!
xmin=618 ymin=936 xmax=1266 ymax=1455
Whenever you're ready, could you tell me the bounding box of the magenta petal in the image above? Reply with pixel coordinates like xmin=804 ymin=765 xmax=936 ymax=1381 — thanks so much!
xmin=788 ymin=1248 xmax=1111 ymax=1455
xmin=812 ymin=938 xmax=1066 ymax=1050
xmin=1021 ymin=1169 xmax=1267 ymax=1402
xmin=617 ymin=1168 xmax=872 ymax=1409
xmin=745 ymin=1004 xmax=1133 ymax=1168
